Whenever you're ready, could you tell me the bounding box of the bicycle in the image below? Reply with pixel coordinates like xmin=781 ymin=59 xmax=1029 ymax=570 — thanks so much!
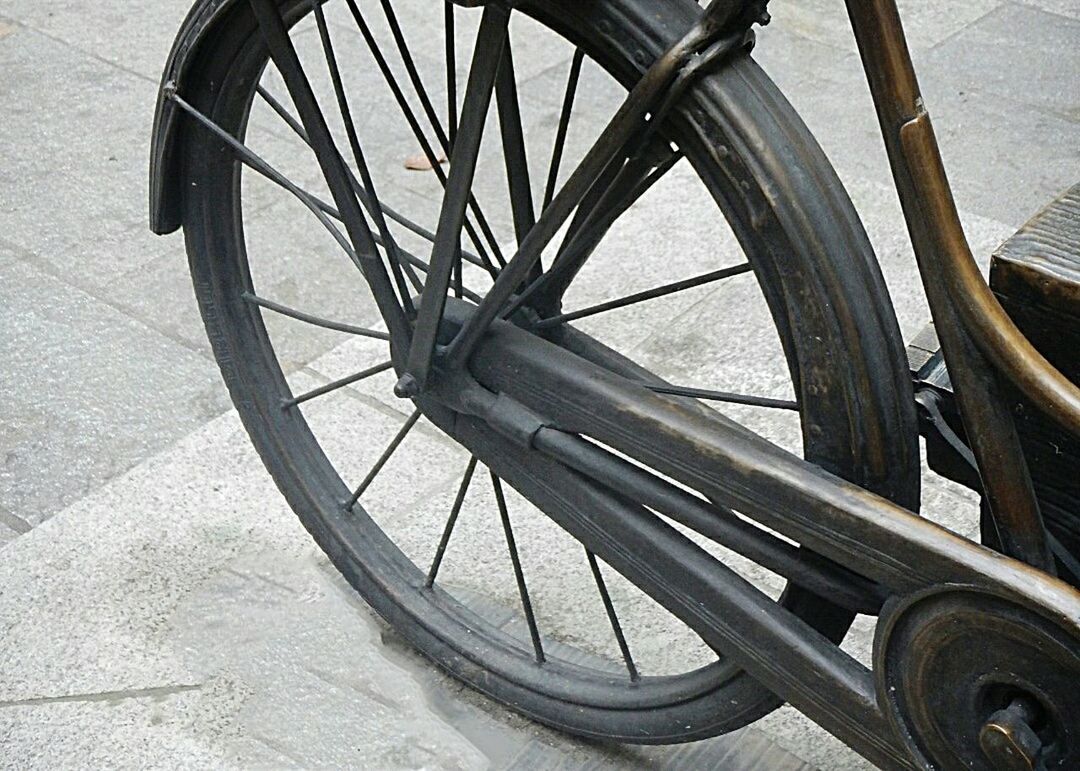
xmin=148 ymin=0 xmax=1080 ymax=767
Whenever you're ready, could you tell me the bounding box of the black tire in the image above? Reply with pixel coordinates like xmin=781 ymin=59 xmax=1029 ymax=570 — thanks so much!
xmin=173 ymin=0 xmax=920 ymax=744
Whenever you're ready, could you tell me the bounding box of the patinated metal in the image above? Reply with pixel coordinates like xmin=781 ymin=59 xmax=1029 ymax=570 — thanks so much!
xmin=148 ymin=0 xmax=1080 ymax=767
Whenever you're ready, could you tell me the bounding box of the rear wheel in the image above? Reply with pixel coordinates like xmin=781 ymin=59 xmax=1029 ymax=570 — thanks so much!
xmin=172 ymin=0 xmax=919 ymax=743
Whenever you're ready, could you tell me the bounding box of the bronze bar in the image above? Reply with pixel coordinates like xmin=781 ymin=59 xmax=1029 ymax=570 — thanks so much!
xmin=899 ymin=117 xmax=1080 ymax=435
xmin=843 ymin=0 xmax=1059 ymax=570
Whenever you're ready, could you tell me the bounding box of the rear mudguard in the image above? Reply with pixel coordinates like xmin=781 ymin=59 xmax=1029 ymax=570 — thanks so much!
xmin=150 ymin=0 xmax=238 ymax=235
xmin=150 ymin=0 xmax=490 ymax=233
xmin=152 ymin=0 xmax=323 ymax=233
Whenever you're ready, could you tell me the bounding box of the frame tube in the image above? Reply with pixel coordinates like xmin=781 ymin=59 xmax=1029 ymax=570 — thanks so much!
xmin=843 ymin=0 xmax=1065 ymax=569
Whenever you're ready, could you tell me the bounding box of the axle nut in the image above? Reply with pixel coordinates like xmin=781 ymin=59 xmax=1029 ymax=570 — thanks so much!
xmin=979 ymin=698 xmax=1043 ymax=771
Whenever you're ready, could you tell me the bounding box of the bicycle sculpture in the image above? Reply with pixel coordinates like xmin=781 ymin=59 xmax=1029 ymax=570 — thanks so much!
xmin=149 ymin=0 xmax=1080 ymax=767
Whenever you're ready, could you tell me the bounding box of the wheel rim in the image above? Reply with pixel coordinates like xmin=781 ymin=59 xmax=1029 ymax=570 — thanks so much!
xmin=174 ymin=0 xmax=908 ymax=736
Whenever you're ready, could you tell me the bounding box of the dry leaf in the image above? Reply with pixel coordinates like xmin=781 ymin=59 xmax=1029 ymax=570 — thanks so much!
xmin=404 ymin=150 xmax=448 ymax=171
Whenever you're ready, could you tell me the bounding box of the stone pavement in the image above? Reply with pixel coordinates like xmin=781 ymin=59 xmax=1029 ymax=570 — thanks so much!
xmin=0 ymin=1 xmax=1077 ymax=768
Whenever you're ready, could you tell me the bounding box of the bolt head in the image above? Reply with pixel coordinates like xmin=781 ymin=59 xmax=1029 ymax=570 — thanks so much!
xmin=394 ymin=374 xmax=420 ymax=399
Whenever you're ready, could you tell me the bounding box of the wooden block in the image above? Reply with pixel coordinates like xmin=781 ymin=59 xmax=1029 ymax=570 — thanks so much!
xmin=991 ymin=182 xmax=1080 ymax=559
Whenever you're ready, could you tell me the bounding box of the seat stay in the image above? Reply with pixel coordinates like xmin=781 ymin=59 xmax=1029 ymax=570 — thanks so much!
xmin=429 ymin=0 xmax=763 ymax=380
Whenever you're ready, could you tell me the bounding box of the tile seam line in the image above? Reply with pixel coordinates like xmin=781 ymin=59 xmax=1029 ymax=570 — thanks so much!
xmin=0 ymin=369 xmax=329 ymax=544
xmin=1010 ymin=1 xmax=1080 ymax=25
xmin=0 ymin=13 xmax=159 ymax=85
xmin=0 ymin=683 xmax=203 ymax=709
xmin=0 ymin=234 xmax=218 ymax=363
xmin=924 ymin=1 xmax=1010 ymax=53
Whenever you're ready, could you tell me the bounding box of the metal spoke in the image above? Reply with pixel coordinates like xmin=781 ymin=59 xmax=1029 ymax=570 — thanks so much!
xmin=255 ymin=84 xmax=488 ymax=276
xmin=514 ymin=144 xmax=683 ymax=318
xmin=384 ymin=0 xmax=466 ymax=294
xmin=446 ymin=2 xmax=462 ymax=296
xmin=282 ymin=361 xmax=393 ymax=409
xmin=243 ymin=293 xmax=389 ymax=340
xmin=534 ymin=263 xmax=752 ymax=329
xmin=169 ymin=92 xmax=358 ymax=267
xmin=445 ymin=1 xmax=458 ymax=146
xmin=378 ymin=0 xmax=505 ymax=266
xmin=346 ymin=409 xmax=423 ymax=509
xmin=511 ymin=155 xmax=628 ymax=318
xmin=644 ymin=383 xmax=799 ymax=412
xmin=543 ymin=49 xmax=584 ymax=211
xmin=176 ymin=93 xmax=481 ymax=306
xmin=406 ymin=4 xmax=509 ymax=391
xmin=174 ymin=88 xmax=489 ymax=308
xmin=344 ymin=0 xmax=501 ymax=277
xmin=401 ymin=255 xmax=484 ymax=305
xmin=445 ymin=43 xmax=701 ymax=370
xmin=311 ymin=2 xmax=415 ymax=313
xmin=554 ymin=147 xmax=683 ymax=283
xmin=248 ymin=0 xmax=411 ymax=345
xmin=257 ymin=86 xmax=429 ymax=293
xmin=255 ymin=84 xmax=306 ymax=136
xmin=378 ymin=0 xmax=451 ymax=156
xmin=172 ymin=92 xmax=444 ymax=301
xmin=1049 ymin=531 xmax=1080 ymax=585
xmin=585 ymin=550 xmax=639 ymax=681
xmin=495 ymin=40 xmax=535 ymax=246
xmin=491 ymin=472 xmax=545 ymax=664
xmin=425 ymin=457 xmax=479 ymax=587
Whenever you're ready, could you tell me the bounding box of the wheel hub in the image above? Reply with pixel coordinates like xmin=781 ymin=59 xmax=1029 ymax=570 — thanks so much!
xmin=875 ymin=587 xmax=1080 ymax=770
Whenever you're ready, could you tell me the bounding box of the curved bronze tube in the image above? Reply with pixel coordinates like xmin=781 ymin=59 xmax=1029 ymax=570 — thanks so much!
xmin=846 ymin=0 xmax=1064 ymax=569
xmin=900 ymin=114 xmax=1080 ymax=438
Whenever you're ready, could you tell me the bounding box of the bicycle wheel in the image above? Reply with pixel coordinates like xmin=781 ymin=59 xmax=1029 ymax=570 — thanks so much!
xmin=169 ymin=0 xmax=919 ymax=743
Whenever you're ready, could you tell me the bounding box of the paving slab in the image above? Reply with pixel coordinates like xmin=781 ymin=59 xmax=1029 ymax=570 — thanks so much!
xmin=0 ymin=407 xmax=815 ymax=770
xmin=926 ymin=3 xmax=1080 ymax=123
xmin=0 ymin=257 xmax=230 ymax=528
xmin=0 ymin=0 xmax=192 ymax=81
xmin=752 ymin=14 xmax=1080 ymax=228
xmin=98 ymin=191 xmax=389 ymax=371
xmin=0 ymin=26 xmax=159 ymax=274
xmin=525 ymin=9 xmax=1078 ymax=232
xmin=1025 ymin=1 xmax=1080 ymax=21
xmin=767 ymin=0 xmax=1007 ymax=54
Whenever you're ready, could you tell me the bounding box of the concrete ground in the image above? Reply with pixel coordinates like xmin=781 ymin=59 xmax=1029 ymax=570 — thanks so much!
xmin=1 ymin=0 xmax=1077 ymax=768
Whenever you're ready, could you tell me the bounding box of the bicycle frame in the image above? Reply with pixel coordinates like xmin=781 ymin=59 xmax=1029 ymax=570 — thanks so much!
xmin=434 ymin=305 xmax=1079 ymax=768
xmin=399 ymin=0 xmax=1080 ymax=479
xmin=846 ymin=0 xmax=1080 ymax=572
xmin=389 ymin=0 xmax=1080 ymax=553
xmin=152 ymin=0 xmax=1080 ymax=766
xmin=401 ymin=1 xmax=1080 ymax=765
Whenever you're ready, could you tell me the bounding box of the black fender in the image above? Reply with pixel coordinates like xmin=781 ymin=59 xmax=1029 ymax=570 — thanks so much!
xmin=148 ymin=0 xmax=462 ymax=234
xmin=149 ymin=0 xmax=244 ymax=234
